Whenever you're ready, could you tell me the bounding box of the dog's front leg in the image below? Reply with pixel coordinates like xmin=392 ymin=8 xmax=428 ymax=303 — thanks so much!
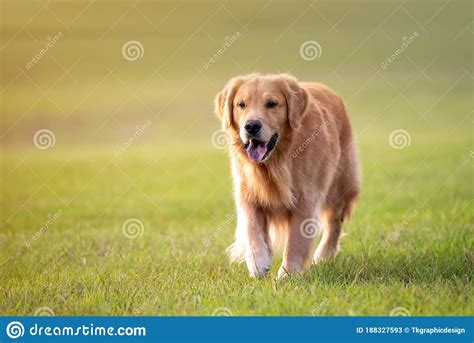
xmin=236 ymin=202 xmax=272 ymax=278
xmin=278 ymin=210 xmax=320 ymax=279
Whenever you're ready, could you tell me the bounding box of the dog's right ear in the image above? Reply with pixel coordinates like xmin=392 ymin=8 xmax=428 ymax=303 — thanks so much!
xmin=214 ymin=88 xmax=228 ymax=127
xmin=214 ymin=79 xmax=240 ymax=129
xmin=215 ymin=76 xmax=255 ymax=129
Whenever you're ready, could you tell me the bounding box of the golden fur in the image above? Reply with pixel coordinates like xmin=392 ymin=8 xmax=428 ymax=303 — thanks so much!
xmin=214 ymin=73 xmax=360 ymax=278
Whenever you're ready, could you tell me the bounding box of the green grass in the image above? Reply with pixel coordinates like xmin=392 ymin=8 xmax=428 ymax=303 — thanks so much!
xmin=1 ymin=0 xmax=473 ymax=316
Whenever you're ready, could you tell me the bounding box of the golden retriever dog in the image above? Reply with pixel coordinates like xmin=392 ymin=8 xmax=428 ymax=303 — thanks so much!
xmin=214 ymin=73 xmax=360 ymax=278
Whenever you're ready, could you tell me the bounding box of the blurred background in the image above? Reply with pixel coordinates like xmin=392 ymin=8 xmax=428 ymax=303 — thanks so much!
xmin=1 ymin=0 xmax=472 ymax=315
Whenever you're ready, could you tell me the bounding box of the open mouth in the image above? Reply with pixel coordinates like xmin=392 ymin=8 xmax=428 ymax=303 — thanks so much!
xmin=243 ymin=133 xmax=279 ymax=163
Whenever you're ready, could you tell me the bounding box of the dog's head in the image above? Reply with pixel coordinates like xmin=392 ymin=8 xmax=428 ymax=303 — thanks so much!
xmin=214 ymin=74 xmax=308 ymax=163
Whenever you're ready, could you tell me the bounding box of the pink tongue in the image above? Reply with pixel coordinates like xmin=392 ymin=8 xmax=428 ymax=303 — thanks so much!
xmin=246 ymin=141 xmax=267 ymax=162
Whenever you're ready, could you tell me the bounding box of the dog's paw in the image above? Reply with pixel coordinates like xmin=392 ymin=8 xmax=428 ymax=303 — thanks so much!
xmin=276 ymin=266 xmax=291 ymax=280
xmin=249 ymin=265 xmax=270 ymax=279
xmin=312 ymin=245 xmax=339 ymax=264
xmin=246 ymin=248 xmax=272 ymax=278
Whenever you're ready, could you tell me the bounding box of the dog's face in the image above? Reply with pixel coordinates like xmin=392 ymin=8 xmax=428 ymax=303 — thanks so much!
xmin=233 ymin=79 xmax=286 ymax=162
xmin=215 ymin=74 xmax=308 ymax=163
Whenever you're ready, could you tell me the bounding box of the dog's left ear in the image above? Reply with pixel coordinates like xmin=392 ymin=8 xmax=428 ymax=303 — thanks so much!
xmin=280 ymin=74 xmax=309 ymax=129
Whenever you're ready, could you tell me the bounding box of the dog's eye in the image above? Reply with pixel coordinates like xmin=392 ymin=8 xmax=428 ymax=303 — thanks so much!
xmin=237 ymin=101 xmax=246 ymax=109
xmin=266 ymin=100 xmax=278 ymax=109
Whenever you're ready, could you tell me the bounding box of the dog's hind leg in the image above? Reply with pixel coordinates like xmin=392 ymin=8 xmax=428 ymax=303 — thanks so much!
xmin=314 ymin=140 xmax=360 ymax=263
xmin=313 ymin=208 xmax=343 ymax=263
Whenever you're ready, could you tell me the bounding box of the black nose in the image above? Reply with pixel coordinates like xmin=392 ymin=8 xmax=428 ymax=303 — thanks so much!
xmin=244 ymin=120 xmax=262 ymax=135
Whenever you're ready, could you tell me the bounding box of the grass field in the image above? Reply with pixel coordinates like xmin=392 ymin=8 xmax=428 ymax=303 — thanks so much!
xmin=1 ymin=0 xmax=473 ymax=316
